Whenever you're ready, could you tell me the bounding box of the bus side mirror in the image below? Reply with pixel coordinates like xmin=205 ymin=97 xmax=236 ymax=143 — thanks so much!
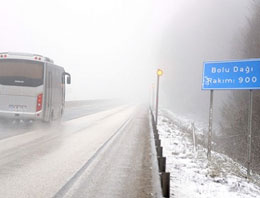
xmin=67 ymin=76 xmax=71 ymax=84
xmin=64 ymin=72 xmax=71 ymax=84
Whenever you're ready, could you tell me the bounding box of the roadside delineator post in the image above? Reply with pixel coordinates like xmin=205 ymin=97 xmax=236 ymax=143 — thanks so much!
xmin=191 ymin=122 xmax=197 ymax=152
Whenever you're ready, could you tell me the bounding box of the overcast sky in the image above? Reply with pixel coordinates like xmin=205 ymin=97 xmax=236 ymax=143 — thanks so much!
xmin=0 ymin=0 xmax=177 ymax=101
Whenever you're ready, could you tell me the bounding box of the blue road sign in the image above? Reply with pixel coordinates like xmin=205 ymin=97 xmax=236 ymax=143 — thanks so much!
xmin=202 ymin=59 xmax=260 ymax=90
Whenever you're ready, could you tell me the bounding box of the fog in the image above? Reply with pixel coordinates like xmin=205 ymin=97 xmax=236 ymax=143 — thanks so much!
xmin=0 ymin=0 xmax=162 ymax=102
xmin=158 ymin=0 xmax=252 ymax=121
xmin=0 ymin=0 xmax=254 ymax=121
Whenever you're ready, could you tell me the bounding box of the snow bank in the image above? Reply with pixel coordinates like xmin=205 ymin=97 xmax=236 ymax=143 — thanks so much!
xmin=157 ymin=110 xmax=260 ymax=198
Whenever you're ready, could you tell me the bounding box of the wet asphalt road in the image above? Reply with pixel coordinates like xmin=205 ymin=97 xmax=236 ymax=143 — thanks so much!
xmin=0 ymin=103 xmax=161 ymax=198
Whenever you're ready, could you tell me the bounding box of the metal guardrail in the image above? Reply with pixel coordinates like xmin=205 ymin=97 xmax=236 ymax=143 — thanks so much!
xmin=150 ymin=109 xmax=170 ymax=198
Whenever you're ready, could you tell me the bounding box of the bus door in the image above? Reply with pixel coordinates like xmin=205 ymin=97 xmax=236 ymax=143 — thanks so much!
xmin=45 ymin=71 xmax=53 ymax=120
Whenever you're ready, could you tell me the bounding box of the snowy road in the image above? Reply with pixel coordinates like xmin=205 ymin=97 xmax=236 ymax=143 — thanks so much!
xmin=0 ymin=105 xmax=160 ymax=198
xmin=0 ymin=100 xmax=119 ymax=140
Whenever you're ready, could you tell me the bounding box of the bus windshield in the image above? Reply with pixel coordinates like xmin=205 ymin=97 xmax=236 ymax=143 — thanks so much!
xmin=0 ymin=59 xmax=44 ymax=87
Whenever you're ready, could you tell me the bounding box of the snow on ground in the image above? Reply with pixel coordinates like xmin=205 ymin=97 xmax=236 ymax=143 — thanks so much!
xmin=157 ymin=110 xmax=260 ymax=198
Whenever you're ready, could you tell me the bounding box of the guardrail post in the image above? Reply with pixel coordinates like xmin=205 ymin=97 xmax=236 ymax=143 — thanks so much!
xmin=160 ymin=172 xmax=170 ymax=198
xmin=150 ymin=109 xmax=170 ymax=198
xmin=154 ymin=133 xmax=159 ymax=140
xmin=158 ymin=157 xmax=166 ymax=172
xmin=156 ymin=146 xmax=163 ymax=157
xmin=155 ymin=139 xmax=161 ymax=147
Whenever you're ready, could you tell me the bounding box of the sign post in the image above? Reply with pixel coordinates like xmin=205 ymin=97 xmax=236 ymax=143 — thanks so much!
xmin=151 ymin=83 xmax=155 ymax=111
xmin=247 ymin=89 xmax=253 ymax=176
xmin=155 ymin=69 xmax=163 ymax=126
xmin=202 ymin=59 xmax=260 ymax=175
xmin=207 ymin=90 xmax=214 ymax=160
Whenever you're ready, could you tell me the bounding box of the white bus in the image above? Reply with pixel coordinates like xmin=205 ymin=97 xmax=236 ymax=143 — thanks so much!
xmin=0 ymin=52 xmax=71 ymax=122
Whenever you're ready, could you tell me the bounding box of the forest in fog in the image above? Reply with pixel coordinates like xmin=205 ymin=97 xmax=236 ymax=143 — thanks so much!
xmin=218 ymin=1 xmax=260 ymax=173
